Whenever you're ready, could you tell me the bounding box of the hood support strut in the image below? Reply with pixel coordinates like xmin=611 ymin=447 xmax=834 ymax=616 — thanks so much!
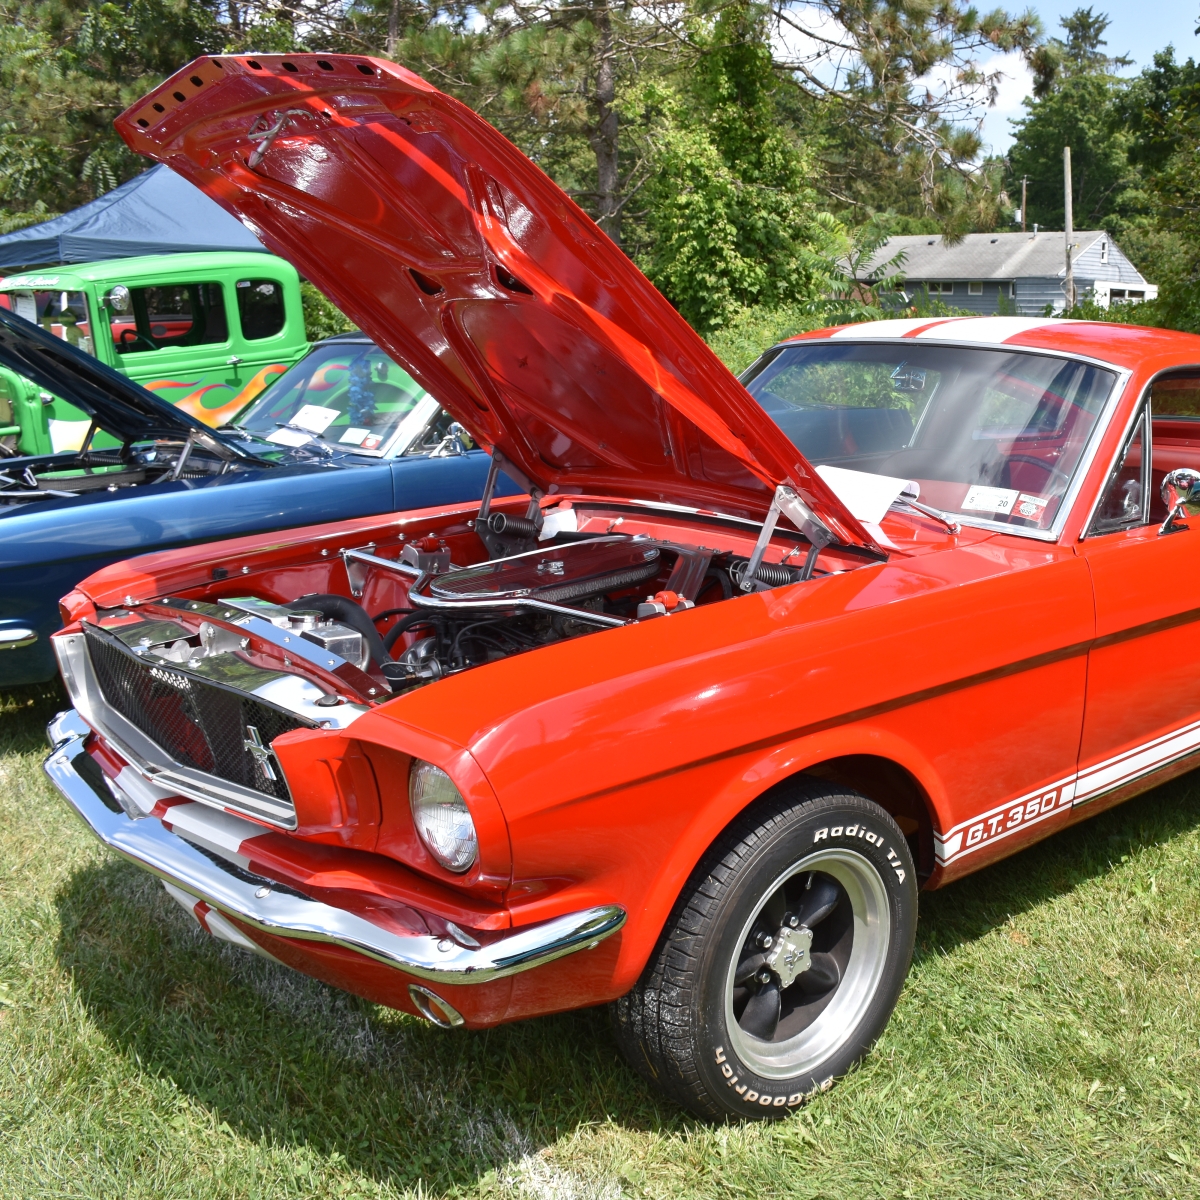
xmin=741 ymin=486 xmax=838 ymax=593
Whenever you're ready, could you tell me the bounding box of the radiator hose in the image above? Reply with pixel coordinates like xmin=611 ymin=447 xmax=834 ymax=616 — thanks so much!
xmin=285 ymin=594 xmax=393 ymax=667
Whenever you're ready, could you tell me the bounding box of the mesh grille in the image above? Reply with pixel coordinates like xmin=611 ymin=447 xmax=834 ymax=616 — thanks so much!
xmin=83 ymin=623 xmax=307 ymax=806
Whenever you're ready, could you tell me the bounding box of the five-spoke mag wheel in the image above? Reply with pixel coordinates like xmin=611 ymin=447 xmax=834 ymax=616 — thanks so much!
xmin=613 ymin=781 xmax=917 ymax=1120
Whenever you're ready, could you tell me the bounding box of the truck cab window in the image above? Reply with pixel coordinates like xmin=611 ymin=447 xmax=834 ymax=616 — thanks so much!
xmin=6 ymin=290 xmax=96 ymax=356
xmin=110 ymin=282 xmax=228 ymax=354
xmin=236 ymin=279 xmax=286 ymax=340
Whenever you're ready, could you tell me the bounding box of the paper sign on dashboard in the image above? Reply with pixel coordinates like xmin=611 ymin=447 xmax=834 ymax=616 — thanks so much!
xmin=961 ymin=485 xmax=1018 ymax=514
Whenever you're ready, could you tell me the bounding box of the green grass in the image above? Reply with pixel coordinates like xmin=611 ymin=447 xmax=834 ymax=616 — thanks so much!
xmin=5 ymin=682 xmax=1200 ymax=1198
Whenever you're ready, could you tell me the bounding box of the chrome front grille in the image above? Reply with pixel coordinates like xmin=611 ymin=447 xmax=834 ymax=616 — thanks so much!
xmin=81 ymin=622 xmax=307 ymax=815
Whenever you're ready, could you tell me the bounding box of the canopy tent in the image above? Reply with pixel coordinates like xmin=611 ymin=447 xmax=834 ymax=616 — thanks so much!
xmin=0 ymin=165 xmax=267 ymax=270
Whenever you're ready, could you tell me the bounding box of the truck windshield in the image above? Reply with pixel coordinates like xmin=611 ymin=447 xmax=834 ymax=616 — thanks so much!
xmin=742 ymin=342 xmax=1119 ymax=532
xmin=233 ymin=342 xmax=437 ymax=456
xmin=1 ymin=289 xmax=97 ymax=357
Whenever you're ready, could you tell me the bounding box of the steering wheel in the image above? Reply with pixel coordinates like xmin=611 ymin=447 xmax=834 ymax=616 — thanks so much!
xmin=1001 ymin=453 xmax=1071 ymax=493
xmin=118 ymin=327 xmax=157 ymax=352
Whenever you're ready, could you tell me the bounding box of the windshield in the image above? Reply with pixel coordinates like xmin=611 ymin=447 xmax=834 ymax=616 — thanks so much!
xmin=743 ymin=342 xmax=1119 ymax=532
xmin=234 ymin=342 xmax=437 ymax=456
xmin=1 ymin=289 xmax=97 ymax=357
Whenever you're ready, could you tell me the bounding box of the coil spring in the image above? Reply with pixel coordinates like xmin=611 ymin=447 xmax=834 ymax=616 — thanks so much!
xmin=486 ymin=511 xmax=539 ymax=538
xmin=730 ymin=559 xmax=798 ymax=588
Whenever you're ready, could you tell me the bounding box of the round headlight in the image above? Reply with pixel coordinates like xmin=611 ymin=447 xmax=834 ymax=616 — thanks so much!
xmin=409 ymin=760 xmax=478 ymax=873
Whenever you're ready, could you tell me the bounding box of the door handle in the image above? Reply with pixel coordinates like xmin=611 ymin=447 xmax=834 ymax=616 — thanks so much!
xmin=226 ymin=356 xmax=243 ymax=367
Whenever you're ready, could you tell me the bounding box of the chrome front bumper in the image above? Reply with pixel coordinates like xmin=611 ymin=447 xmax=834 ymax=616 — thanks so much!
xmin=44 ymin=710 xmax=625 ymax=987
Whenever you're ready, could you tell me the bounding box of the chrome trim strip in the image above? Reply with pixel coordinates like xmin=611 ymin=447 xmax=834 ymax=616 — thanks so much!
xmin=0 ymin=626 xmax=37 ymax=650
xmin=54 ymin=630 xmax=299 ymax=828
xmin=354 ymin=543 xmax=633 ymax=628
xmin=44 ymin=718 xmax=626 ymax=986
xmin=1077 ymin=364 xmax=1200 ymax=540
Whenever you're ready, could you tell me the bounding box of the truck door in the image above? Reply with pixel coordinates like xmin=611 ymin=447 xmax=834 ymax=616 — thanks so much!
xmin=103 ymin=276 xmax=240 ymax=425
xmin=221 ymin=271 xmax=309 ymax=426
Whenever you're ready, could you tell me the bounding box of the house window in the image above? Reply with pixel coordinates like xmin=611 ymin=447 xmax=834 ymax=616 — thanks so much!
xmin=1111 ymin=289 xmax=1126 ymax=301
xmin=1007 ymin=282 xmax=1015 ymax=297
xmin=1101 ymin=239 xmax=1109 ymax=264
xmin=1128 ymin=290 xmax=1145 ymax=301
xmin=926 ymin=282 xmax=955 ymax=295
xmin=968 ymin=281 xmax=983 ymax=295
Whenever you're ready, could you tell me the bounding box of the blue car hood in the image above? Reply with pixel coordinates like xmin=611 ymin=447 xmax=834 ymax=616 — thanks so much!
xmin=0 ymin=308 xmax=264 ymax=460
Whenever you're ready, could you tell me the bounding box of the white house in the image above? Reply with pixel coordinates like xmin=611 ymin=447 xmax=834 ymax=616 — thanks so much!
xmin=865 ymin=230 xmax=1156 ymax=315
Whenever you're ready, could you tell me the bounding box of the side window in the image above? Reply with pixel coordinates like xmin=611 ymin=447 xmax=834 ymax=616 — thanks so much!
xmin=236 ymin=279 xmax=286 ymax=340
xmin=1089 ymin=405 xmax=1150 ymax=535
xmin=1148 ymin=371 xmax=1200 ymax=524
xmin=6 ymin=289 xmax=97 ymax=356
xmin=109 ymin=282 xmax=228 ymax=354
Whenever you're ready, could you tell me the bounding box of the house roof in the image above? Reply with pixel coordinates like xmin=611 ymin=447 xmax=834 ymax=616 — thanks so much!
xmin=865 ymin=230 xmax=1128 ymax=283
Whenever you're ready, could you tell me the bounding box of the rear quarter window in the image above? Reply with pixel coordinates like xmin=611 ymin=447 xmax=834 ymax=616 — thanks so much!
xmin=236 ymin=279 xmax=286 ymax=340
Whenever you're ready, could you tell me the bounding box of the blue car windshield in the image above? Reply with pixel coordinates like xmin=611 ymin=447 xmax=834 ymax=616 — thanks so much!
xmin=235 ymin=342 xmax=437 ymax=456
xmin=742 ymin=341 xmax=1118 ymax=532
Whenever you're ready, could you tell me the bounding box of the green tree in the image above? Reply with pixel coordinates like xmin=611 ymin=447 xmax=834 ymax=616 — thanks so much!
xmin=635 ymin=3 xmax=838 ymax=333
xmin=0 ymin=0 xmax=223 ymax=211
xmin=1006 ymin=8 xmax=1144 ymax=234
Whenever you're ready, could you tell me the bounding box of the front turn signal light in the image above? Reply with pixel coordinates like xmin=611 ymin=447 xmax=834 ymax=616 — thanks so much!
xmin=409 ymin=760 xmax=478 ymax=873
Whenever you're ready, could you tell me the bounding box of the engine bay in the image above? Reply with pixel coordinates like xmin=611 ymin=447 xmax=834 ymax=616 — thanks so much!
xmin=77 ymin=489 xmax=877 ymax=740
xmin=0 ymin=438 xmax=250 ymax=506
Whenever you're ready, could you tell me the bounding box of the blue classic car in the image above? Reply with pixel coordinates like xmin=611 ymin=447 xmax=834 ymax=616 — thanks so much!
xmin=0 ymin=310 xmax=515 ymax=686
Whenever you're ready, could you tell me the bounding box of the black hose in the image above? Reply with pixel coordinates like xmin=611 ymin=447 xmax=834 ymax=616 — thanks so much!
xmin=286 ymin=594 xmax=393 ymax=666
xmin=703 ymin=566 xmax=734 ymax=601
xmin=371 ymin=607 xmax=414 ymax=622
xmin=382 ymin=609 xmax=439 ymax=653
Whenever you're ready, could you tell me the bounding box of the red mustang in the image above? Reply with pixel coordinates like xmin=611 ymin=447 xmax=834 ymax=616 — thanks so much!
xmin=43 ymin=54 xmax=1200 ymax=1120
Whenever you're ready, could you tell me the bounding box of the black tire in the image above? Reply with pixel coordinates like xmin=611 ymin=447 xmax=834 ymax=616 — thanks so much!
xmin=612 ymin=780 xmax=917 ymax=1120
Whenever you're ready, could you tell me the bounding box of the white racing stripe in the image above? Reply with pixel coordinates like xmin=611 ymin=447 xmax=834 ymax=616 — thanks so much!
xmin=824 ymin=316 xmax=1066 ymax=345
xmin=936 ymin=717 xmax=1200 ymax=867
xmin=912 ymin=317 xmax=1063 ymax=343
xmin=827 ymin=317 xmax=950 ymax=339
xmin=159 ymin=801 xmax=260 ymax=869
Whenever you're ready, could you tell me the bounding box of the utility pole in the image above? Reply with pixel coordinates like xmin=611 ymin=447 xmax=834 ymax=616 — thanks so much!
xmin=1021 ymin=176 xmax=1028 ymax=233
xmin=1063 ymin=147 xmax=1075 ymax=309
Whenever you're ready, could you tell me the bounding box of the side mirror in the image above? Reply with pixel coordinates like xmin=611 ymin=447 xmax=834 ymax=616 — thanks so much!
xmin=1160 ymin=468 xmax=1200 ymax=534
xmin=104 ymin=285 xmax=131 ymax=314
xmin=430 ymin=421 xmax=468 ymax=458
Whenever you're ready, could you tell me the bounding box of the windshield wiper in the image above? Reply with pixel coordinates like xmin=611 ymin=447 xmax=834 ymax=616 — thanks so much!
xmin=0 ymin=471 xmax=76 ymax=500
xmin=891 ymin=498 xmax=960 ymax=535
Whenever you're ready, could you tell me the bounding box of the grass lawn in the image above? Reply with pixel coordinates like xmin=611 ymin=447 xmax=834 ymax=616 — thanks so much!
xmin=3 ymin=679 xmax=1200 ymax=1199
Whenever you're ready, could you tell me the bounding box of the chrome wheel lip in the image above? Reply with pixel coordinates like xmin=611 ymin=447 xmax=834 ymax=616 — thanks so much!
xmin=723 ymin=847 xmax=891 ymax=1080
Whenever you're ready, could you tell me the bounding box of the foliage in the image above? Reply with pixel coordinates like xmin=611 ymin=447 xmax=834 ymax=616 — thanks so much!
xmin=704 ymin=305 xmax=825 ymax=376
xmin=1006 ymin=9 xmax=1146 ymax=236
xmin=1028 ymin=4 xmax=1132 ymax=98
xmin=0 ymin=0 xmax=224 ymax=212
xmin=300 ymin=281 xmax=357 ymax=342
xmin=1007 ymin=75 xmax=1146 ymax=234
xmin=636 ymin=4 xmax=837 ymax=333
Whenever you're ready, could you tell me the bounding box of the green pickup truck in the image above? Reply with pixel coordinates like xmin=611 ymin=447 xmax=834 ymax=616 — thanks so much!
xmin=0 ymin=251 xmax=310 ymax=455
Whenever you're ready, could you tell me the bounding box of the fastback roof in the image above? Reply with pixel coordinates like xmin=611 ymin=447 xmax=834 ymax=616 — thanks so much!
xmin=793 ymin=315 xmax=1200 ymax=373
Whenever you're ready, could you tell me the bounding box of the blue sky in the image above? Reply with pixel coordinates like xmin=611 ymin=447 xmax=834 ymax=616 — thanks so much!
xmin=981 ymin=0 xmax=1200 ymax=152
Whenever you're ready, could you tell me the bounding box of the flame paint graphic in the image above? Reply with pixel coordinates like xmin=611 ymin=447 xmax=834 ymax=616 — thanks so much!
xmin=145 ymin=379 xmax=201 ymax=392
xmin=171 ymin=365 xmax=290 ymax=428
xmin=306 ymin=362 xmax=349 ymax=391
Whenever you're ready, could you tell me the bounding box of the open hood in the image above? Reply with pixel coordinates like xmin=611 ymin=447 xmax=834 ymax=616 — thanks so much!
xmin=116 ymin=54 xmax=877 ymax=549
xmin=0 ymin=308 xmax=261 ymax=458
